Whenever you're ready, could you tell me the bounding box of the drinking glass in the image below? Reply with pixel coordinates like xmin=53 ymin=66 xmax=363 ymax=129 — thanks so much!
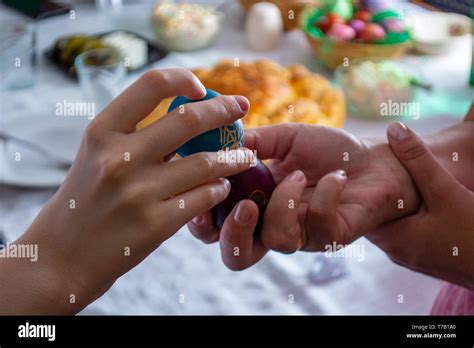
xmin=75 ymin=47 xmax=125 ymax=115
xmin=0 ymin=18 xmax=36 ymax=90
xmin=95 ymin=0 xmax=156 ymax=34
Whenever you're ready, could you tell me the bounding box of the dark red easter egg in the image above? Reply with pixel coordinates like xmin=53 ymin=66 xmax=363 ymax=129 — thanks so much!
xmin=212 ymin=159 xmax=276 ymax=234
xmin=315 ymin=16 xmax=331 ymax=33
xmin=327 ymin=13 xmax=345 ymax=26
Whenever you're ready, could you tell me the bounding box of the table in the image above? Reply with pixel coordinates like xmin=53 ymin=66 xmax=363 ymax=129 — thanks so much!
xmin=1 ymin=0 xmax=471 ymax=314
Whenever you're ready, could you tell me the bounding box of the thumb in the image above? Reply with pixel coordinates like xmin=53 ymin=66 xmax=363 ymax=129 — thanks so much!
xmin=387 ymin=122 xmax=461 ymax=207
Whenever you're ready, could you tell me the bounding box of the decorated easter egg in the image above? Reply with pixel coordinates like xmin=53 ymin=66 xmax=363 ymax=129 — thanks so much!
xmin=353 ymin=10 xmax=372 ymax=22
xmin=168 ymin=89 xmax=244 ymax=157
xmin=327 ymin=23 xmax=356 ymax=41
xmin=323 ymin=0 xmax=353 ymax=21
xmin=348 ymin=19 xmax=366 ymax=38
xmin=212 ymin=159 xmax=276 ymax=233
xmin=359 ymin=23 xmax=386 ymax=42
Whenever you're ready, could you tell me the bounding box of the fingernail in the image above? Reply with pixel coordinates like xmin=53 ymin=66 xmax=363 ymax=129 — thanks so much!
xmin=336 ymin=169 xmax=346 ymax=178
xmin=288 ymin=170 xmax=305 ymax=182
xmin=193 ymin=216 xmax=203 ymax=224
xmin=199 ymin=83 xmax=207 ymax=96
xmin=233 ymin=96 xmax=249 ymax=114
xmin=221 ymin=178 xmax=231 ymax=190
xmin=234 ymin=202 xmax=252 ymax=225
xmin=388 ymin=122 xmax=409 ymax=141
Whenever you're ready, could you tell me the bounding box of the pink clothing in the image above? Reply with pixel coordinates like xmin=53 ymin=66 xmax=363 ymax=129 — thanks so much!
xmin=431 ymin=282 xmax=474 ymax=315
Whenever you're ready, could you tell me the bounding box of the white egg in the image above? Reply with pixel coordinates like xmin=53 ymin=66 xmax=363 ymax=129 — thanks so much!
xmin=245 ymin=2 xmax=283 ymax=52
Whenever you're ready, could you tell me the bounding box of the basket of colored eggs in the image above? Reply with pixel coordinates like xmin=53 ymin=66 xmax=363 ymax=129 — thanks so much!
xmin=301 ymin=0 xmax=412 ymax=70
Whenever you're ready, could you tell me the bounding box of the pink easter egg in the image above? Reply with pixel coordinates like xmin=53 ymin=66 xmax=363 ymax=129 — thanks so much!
xmin=327 ymin=23 xmax=356 ymax=41
xmin=348 ymin=19 xmax=366 ymax=37
xmin=359 ymin=23 xmax=386 ymax=42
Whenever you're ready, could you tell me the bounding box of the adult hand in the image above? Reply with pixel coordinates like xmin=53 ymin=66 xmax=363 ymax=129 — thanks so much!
xmin=189 ymin=123 xmax=421 ymax=270
xmin=367 ymin=122 xmax=474 ymax=290
xmin=0 ymin=69 xmax=253 ymax=314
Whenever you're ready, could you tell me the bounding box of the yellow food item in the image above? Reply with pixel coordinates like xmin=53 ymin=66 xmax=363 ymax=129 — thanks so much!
xmin=138 ymin=59 xmax=345 ymax=129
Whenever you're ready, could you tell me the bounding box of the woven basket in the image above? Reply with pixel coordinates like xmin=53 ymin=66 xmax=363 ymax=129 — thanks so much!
xmin=305 ymin=37 xmax=411 ymax=70
xmin=301 ymin=6 xmax=412 ymax=70
xmin=239 ymin=0 xmax=319 ymax=30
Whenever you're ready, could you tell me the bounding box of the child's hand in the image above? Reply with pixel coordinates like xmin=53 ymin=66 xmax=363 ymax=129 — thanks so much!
xmin=2 ymin=69 xmax=252 ymax=314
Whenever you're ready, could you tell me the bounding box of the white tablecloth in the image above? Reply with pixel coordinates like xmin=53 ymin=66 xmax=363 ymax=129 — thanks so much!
xmin=2 ymin=0 xmax=472 ymax=314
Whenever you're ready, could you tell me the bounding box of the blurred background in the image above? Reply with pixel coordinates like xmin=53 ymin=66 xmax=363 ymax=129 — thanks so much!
xmin=0 ymin=0 xmax=472 ymax=314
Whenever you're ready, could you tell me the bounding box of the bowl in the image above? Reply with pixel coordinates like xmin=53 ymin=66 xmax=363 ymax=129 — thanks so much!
xmin=150 ymin=2 xmax=222 ymax=52
xmin=409 ymin=12 xmax=471 ymax=55
xmin=301 ymin=6 xmax=412 ymax=70
xmin=334 ymin=58 xmax=420 ymax=120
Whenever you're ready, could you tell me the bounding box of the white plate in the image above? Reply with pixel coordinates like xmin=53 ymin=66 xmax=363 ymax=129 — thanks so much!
xmin=0 ymin=113 xmax=90 ymax=187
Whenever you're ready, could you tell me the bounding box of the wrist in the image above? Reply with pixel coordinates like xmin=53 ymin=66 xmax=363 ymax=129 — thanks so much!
xmin=5 ymin=207 xmax=91 ymax=314
xmin=0 ymin=241 xmax=79 ymax=314
xmin=369 ymin=139 xmax=422 ymax=220
xmin=423 ymin=122 xmax=474 ymax=190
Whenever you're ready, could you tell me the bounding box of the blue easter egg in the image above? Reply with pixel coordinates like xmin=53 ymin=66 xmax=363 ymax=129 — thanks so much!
xmin=168 ymin=89 xmax=245 ymax=157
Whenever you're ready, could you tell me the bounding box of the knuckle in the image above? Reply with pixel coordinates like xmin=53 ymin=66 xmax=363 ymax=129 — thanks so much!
xmin=188 ymin=226 xmax=217 ymax=244
xmin=141 ymin=70 xmax=168 ymax=90
xmin=98 ymin=155 xmax=127 ymax=183
xmin=308 ymin=202 xmax=327 ymax=219
xmin=261 ymin=233 xmax=295 ymax=254
xmin=202 ymin=186 xmax=222 ymax=207
xmin=399 ymin=139 xmax=427 ymax=161
xmin=218 ymin=95 xmax=240 ymax=117
xmin=175 ymin=104 xmax=202 ymax=129
xmin=195 ymin=153 xmax=214 ymax=177
xmin=124 ymin=185 xmax=148 ymax=210
xmin=177 ymin=68 xmax=197 ymax=82
xmin=83 ymin=123 xmax=103 ymax=149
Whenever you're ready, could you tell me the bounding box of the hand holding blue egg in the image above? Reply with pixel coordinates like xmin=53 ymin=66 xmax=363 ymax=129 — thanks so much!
xmin=168 ymin=89 xmax=276 ymax=233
